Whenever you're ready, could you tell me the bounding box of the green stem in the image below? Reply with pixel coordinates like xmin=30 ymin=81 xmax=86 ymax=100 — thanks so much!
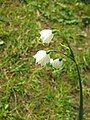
xmin=63 ymin=37 xmax=83 ymax=120
xmin=48 ymin=44 xmax=83 ymax=119
xmin=73 ymin=60 xmax=83 ymax=120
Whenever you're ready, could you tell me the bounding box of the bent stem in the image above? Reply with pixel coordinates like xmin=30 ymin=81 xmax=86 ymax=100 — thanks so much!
xmin=48 ymin=39 xmax=83 ymax=119
xmin=63 ymin=37 xmax=83 ymax=120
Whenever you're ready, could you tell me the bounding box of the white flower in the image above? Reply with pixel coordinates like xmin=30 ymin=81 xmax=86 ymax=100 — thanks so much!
xmin=50 ymin=58 xmax=62 ymax=69
xmin=33 ymin=50 xmax=50 ymax=66
xmin=40 ymin=29 xmax=53 ymax=43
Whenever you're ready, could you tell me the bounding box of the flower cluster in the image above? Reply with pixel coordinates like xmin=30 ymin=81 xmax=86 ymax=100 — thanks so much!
xmin=33 ymin=29 xmax=62 ymax=69
xmin=33 ymin=29 xmax=83 ymax=120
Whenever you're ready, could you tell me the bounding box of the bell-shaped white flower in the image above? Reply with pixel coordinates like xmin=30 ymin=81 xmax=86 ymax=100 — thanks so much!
xmin=33 ymin=50 xmax=50 ymax=66
xmin=50 ymin=58 xmax=62 ymax=69
xmin=40 ymin=29 xmax=53 ymax=43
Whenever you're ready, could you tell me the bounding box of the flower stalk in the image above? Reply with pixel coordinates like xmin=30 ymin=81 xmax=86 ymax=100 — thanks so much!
xmin=63 ymin=37 xmax=83 ymax=120
xmin=74 ymin=61 xmax=83 ymax=120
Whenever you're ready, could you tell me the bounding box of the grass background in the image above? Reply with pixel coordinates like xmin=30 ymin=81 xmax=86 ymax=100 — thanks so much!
xmin=0 ymin=0 xmax=90 ymax=119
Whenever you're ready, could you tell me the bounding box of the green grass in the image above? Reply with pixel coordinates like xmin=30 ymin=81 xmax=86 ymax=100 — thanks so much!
xmin=0 ymin=0 xmax=90 ymax=119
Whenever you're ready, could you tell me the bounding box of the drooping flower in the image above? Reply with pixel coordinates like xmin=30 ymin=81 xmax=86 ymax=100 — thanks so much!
xmin=40 ymin=29 xmax=53 ymax=43
xmin=33 ymin=50 xmax=50 ymax=66
xmin=50 ymin=58 xmax=62 ymax=69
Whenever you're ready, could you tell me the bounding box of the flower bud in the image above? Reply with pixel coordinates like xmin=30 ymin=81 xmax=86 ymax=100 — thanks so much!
xmin=50 ymin=58 xmax=62 ymax=69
